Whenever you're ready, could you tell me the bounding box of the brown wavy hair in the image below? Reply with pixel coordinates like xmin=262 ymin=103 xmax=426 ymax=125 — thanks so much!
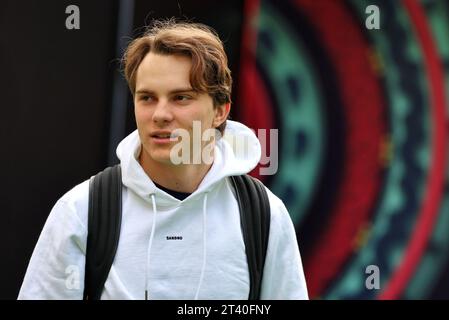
xmin=123 ymin=19 xmax=232 ymax=133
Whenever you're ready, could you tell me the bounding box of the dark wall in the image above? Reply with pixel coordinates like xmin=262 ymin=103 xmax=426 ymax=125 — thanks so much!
xmin=0 ymin=0 xmax=118 ymax=299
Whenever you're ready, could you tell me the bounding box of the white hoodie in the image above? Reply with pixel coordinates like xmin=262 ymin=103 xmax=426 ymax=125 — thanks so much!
xmin=18 ymin=120 xmax=308 ymax=300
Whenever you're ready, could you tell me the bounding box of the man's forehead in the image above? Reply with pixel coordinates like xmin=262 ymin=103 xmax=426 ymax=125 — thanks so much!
xmin=135 ymin=71 xmax=192 ymax=94
xmin=135 ymin=86 xmax=196 ymax=94
xmin=138 ymin=52 xmax=192 ymax=73
xmin=135 ymin=53 xmax=193 ymax=93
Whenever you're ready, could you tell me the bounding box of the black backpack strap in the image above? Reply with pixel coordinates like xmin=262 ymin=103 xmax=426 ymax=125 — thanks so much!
xmin=230 ymin=175 xmax=271 ymax=300
xmin=83 ymin=164 xmax=122 ymax=300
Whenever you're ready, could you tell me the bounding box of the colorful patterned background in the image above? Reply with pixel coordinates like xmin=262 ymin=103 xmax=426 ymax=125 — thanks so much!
xmin=237 ymin=0 xmax=449 ymax=299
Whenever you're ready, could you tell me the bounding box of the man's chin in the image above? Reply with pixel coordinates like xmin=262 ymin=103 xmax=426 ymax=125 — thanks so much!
xmin=151 ymin=154 xmax=179 ymax=166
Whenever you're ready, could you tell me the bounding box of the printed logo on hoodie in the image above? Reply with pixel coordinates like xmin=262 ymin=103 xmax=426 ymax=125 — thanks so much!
xmin=166 ymin=236 xmax=183 ymax=240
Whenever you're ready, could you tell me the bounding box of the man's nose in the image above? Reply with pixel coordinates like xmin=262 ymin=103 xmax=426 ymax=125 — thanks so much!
xmin=152 ymin=99 xmax=173 ymax=124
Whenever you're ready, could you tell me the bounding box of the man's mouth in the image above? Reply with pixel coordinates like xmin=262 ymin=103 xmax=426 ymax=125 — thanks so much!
xmin=152 ymin=133 xmax=171 ymax=138
xmin=150 ymin=131 xmax=179 ymax=143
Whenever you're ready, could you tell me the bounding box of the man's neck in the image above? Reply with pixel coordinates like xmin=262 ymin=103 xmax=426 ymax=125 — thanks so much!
xmin=138 ymin=149 xmax=213 ymax=193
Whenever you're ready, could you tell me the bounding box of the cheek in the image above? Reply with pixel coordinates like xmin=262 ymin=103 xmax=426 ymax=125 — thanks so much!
xmin=134 ymin=105 xmax=151 ymax=123
xmin=183 ymin=112 xmax=214 ymax=131
xmin=134 ymin=103 xmax=141 ymax=119
xmin=197 ymin=106 xmax=216 ymax=125
xmin=205 ymin=109 xmax=218 ymax=128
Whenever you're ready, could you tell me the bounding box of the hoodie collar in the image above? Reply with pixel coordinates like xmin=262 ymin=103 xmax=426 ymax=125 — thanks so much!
xmin=116 ymin=120 xmax=261 ymax=207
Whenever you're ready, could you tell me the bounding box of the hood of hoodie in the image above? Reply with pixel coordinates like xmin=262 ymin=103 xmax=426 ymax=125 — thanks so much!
xmin=116 ymin=120 xmax=261 ymax=208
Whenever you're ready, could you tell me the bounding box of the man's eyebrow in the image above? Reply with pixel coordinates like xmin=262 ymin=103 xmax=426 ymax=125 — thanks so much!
xmin=135 ymin=88 xmax=196 ymax=95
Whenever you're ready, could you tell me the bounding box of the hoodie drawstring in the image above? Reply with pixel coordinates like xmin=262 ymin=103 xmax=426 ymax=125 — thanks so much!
xmin=144 ymin=192 xmax=209 ymax=300
xmin=145 ymin=193 xmax=158 ymax=300
xmin=194 ymin=192 xmax=208 ymax=300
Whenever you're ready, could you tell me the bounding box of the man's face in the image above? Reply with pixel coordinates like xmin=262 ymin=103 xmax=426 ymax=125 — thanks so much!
xmin=134 ymin=52 xmax=227 ymax=166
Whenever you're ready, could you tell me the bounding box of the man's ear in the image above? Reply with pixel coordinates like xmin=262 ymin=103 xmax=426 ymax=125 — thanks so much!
xmin=213 ymin=103 xmax=231 ymax=128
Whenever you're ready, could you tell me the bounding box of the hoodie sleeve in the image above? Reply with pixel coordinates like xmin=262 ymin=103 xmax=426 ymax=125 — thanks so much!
xmin=18 ymin=198 xmax=87 ymax=300
xmin=260 ymin=193 xmax=309 ymax=300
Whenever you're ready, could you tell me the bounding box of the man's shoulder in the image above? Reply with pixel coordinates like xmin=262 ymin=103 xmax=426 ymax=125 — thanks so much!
xmin=236 ymin=175 xmax=287 ymax=214
xmin=54 ymin=177 xmax=91 ymax=225
xmin=256 ymin=182 xmax=286 ymax=212
xmin=59 ymin=178 xmax=90 ymax=204
xmin=258 ymin=183 xmax=294 ymax=226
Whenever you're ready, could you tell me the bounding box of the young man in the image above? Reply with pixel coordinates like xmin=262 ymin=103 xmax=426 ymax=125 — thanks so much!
xmin=18 ymin=20 xmax=308 ymax=300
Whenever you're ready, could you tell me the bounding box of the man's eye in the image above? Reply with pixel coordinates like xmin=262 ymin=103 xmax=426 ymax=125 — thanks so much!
xmin=175 ymin=95 xmax=191 ymax=101
xmin=140 ymin=96 xmax=151 ymax=101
